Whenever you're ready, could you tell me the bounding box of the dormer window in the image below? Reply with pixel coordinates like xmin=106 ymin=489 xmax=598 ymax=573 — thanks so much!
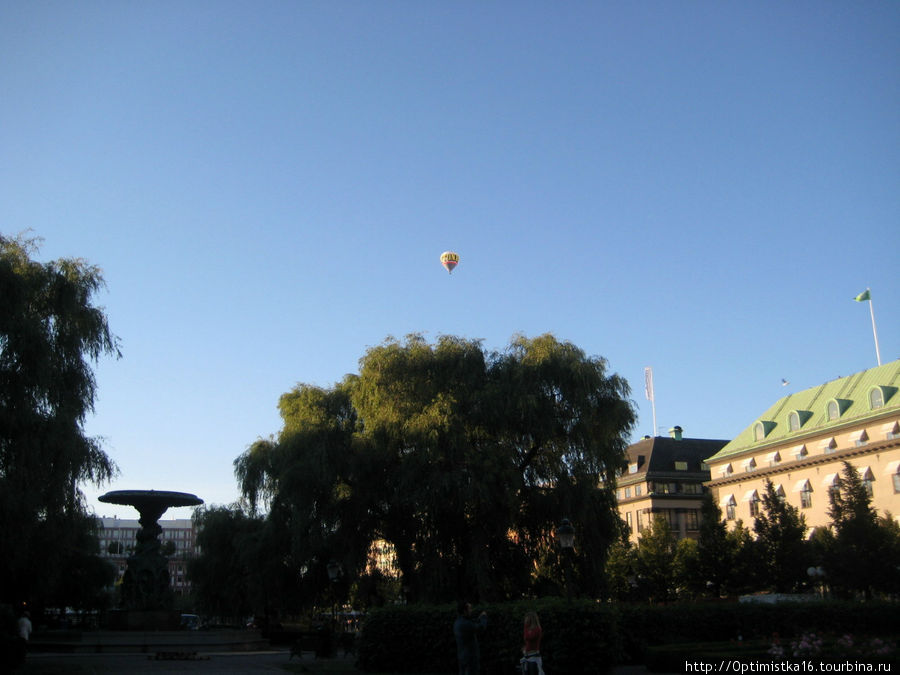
xmin=827 ymin=398 xmax=854 ymax=421
xmin=753 ymin=422 xmax=765 ymax=441
xmin=674 ymin=461 xmax=688 ymax=471
xmin=869 ymin=388 xmax=884 ymax=410
xmin=788 ymin=412 xmax=800 ymax=432
xmin=753 ymin=420 xmax=776 ymax=441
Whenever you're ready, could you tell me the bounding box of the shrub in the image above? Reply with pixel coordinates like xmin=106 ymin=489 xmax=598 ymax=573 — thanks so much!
xmin=357 ymin=599 xmax=900 ymax=672
xmin=357 ymin=599 xmax=622 ymax=674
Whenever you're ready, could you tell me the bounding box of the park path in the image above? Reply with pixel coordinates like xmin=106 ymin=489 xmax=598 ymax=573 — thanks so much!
xmin=18 ymin=650 xmax=672 ymax=674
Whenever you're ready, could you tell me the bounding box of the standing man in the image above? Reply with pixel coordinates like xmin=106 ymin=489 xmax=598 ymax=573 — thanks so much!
xmin=14 ymin=609 xmax=32 ymax=665
xmin=453 ymin=601 xmax=487 ymax=674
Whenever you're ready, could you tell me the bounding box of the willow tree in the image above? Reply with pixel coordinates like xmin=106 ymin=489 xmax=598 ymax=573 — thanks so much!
xmin=235 ymin=333 xmax=635 ymax=603
xmin=0 ymin=233 xmax=119 ymax=608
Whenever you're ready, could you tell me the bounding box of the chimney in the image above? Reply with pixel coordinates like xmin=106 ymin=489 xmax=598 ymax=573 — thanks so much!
xmin=669 ymin=425 xmax=683 ymax=441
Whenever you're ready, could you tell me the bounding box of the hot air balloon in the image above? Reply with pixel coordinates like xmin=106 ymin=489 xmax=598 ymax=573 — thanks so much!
xmin=440 ymin=251 xmax=459 ymax=274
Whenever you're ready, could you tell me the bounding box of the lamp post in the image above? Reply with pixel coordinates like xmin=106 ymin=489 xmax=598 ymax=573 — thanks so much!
xmin=806 ymin=566 xmax=825 ymax=599
xmin=556 ymin=518 xmax=575 ymax=599
xmin=327 ymin=560 xmax=344 ymax=624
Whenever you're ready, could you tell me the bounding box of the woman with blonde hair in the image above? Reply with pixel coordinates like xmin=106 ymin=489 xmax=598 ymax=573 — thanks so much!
xmin=521 ymin=611 xmax=544 ymax=675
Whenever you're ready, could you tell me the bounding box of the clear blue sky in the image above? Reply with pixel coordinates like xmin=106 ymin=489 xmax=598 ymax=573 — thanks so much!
xmin=2 ymin=2 xmax=897 ymax=520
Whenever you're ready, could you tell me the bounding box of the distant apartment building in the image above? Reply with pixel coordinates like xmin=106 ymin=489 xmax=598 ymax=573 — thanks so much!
xmin=705 ymin=359 xmax=900 ymax=531
xmin=96 ymin=517 xmax=198 ymax=596
xmin=616 ymin=428 xmax=727 ymax=543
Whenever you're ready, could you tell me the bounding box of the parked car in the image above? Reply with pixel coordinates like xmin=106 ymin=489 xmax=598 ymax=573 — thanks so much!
xmin=179 ymin=614 xmax=201 ymax=630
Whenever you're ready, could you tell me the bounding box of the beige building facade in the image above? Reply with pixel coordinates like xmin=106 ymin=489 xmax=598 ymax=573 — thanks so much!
xmin=705 ymin=360 xmax=900 ymax=530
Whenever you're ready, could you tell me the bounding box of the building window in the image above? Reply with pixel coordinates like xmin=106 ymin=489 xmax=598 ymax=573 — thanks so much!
xmin=854 ymin=430 xmax=869 ymax=447
xmin=801 ymin=486 xmax=813 ymax=509
xmin=685 ymin=510 xmax=699 ymax=531
xmin=637 ymin=510 xmax=645 ymax=532
xmin=885 ymin=422 xmax=900 ymax=440
xmin=749 ymin=494 xmax=760 ymax=518
xmin=869 ymin=388 xmax=884 ymax=410
xmin=724 ymin=497 xmax=736 ymax=521
xmin=788 ymin=411 xmax=801 ymax=432
xmin=767 ymin=451 xmax=781 ymax=467
xmin=628 ymin=462 xmax=639 ymax=474
xmin=754 ymin=422 xmax=765 ymax=441
xmin=683 ymin=483 xmax=702 ymax=495
xmin=625 ymin=511 xmax=633 ymax=534
xmin=635 ymin=485 xmax=642 ymax=496
xmin=862 ymin=468 xmax=875 ymax=499
xmin=827 ymin=400 xmax=840 ymax=420
xmin=893 ymin=472 xmax=900 ymax=494
xmin=675 ymin=461 xmax=688 ymax=471
xmin=624 ymin=487 xmax=632 ymax=499
xmin=745 ymin=458 xmax=757 ymax=472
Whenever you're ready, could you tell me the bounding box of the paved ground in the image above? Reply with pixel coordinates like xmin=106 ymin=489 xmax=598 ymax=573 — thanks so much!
xmin=16 ymin=649 xmax=305 ymax=673
xmin=14 ymin=651 xmax=664 ymax=674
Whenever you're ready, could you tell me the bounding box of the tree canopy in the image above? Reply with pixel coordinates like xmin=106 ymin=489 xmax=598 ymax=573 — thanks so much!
xmin=0 ymin=233 xmax=120 ymax=608
xmin=821 ymin=461 xmax=900 ymax=599
xmin=234 ymin=333 xmax=635 ymax=605
xmin=753 ymin=479 xmax=808 ymax=593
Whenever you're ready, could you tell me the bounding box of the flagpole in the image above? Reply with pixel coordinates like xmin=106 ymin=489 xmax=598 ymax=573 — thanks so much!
xmin=644 ymin=367 xmax=658 ymax=437
xmin=855 ymin=289 xmax=882 ymax=367
xmin=868 ymin=297 xmax=882 ymax=366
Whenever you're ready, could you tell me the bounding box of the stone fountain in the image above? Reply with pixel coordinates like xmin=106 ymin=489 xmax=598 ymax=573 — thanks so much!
xmin=99 ymin=489 xmax=203 ymax=630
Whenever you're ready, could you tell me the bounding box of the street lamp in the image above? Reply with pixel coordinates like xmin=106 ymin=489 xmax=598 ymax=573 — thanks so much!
xmin=556 ymin=518 xmax=575 ymax=599
xmin=807 ymin=566 xmax=825 ymax=599
xmin=327 ymin=560 xmax=344 ymax=625
xmin=556 ymin=518 xmax=575 ymax=550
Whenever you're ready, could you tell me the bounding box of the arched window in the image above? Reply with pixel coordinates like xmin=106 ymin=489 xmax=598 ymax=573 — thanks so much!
xmin=754 ymin=422 xmax=765 ymax=441
xmin=788 ymin=411 xmax=801 ymax=432
xmin=869 ymin=388 xmax=884 ymax=410
xmin=827 ymin=400 xmax=840 ymax=421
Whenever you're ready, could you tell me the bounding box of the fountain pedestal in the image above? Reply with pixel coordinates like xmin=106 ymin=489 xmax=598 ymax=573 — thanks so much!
xmin=99 ymin=490 xmax=203 ymax=630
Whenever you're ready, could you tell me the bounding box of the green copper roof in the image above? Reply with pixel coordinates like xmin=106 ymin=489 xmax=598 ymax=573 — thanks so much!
xmin=707 ymin=359 xmax=900 ymax=462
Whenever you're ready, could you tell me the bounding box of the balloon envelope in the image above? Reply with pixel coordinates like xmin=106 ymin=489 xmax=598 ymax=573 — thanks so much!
xmin=440 ymin=251 xmax=459 ymax=273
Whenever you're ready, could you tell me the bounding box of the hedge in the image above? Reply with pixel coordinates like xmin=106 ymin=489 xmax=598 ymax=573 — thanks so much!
xmin=357 ymin=600 xmax=899 ymax=673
